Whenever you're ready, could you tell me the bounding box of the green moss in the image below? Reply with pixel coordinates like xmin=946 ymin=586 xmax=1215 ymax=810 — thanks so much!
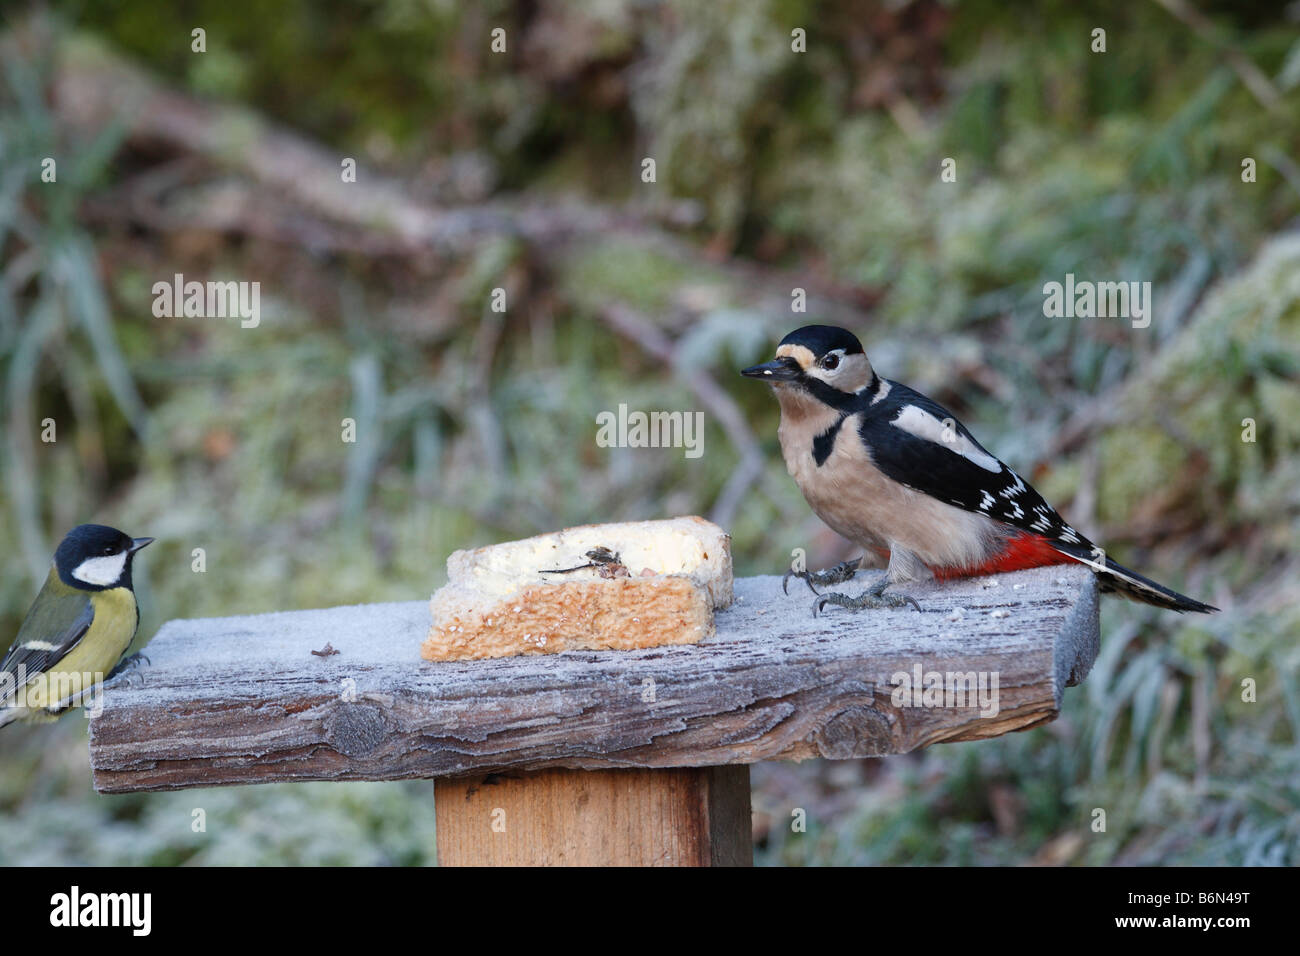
xmin=1096 ymin=427 xmax=1189 ymax=527
xmin=559 ymin=238 xmax=725 ymax=314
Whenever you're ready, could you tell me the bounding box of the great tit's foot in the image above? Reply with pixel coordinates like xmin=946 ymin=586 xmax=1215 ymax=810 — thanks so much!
xmin=811 ymin=577 xmax=921 ymax=616
xmin=107 ymin=652 xmax=150 ymax=681
xmin=783 ymin=558 xmax=862 ymax=596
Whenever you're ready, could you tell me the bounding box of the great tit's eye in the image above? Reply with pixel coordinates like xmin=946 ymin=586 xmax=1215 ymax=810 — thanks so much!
xmin=821 ymin=353 xmax=840 ymax=371
xmin=102 ymin=545 xmax=115 ymax=555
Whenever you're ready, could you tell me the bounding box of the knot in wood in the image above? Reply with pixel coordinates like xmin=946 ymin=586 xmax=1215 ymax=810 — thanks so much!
xmin=324 ymin=702 xmax=387 ymax=756
xmin=815 ymin=705 xmax=892 ymax=759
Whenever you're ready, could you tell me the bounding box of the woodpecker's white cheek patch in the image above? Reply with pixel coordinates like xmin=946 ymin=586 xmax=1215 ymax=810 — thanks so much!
xmin=891 ymin=405 xmax=1002 ymax=473
xmin=71 ymin=552 xmax=127 ymax=587
xmin=803 ymin=352 xmax=844 ymax=384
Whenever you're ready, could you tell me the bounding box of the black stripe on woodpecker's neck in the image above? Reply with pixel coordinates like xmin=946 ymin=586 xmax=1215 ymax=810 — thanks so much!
xmin=802 ymin=376 xmax=859 ymax=412
xmin=812 ymin=415 xmax=849 ymax=466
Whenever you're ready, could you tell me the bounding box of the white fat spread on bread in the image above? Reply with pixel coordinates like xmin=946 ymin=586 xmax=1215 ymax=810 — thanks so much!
xmin=451 ymin=517 xmax=733 ymax=607
xmin=424 ymin=517 xmax=734 ymax=661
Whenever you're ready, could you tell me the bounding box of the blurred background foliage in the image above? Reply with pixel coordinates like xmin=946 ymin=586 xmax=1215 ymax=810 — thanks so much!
xmin=0 ymin=0 xmax=1297 ymax=865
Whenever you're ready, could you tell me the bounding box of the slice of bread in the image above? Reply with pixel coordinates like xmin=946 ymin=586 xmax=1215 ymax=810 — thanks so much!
xmin=422 ymin=516 xmax=733 ymax=662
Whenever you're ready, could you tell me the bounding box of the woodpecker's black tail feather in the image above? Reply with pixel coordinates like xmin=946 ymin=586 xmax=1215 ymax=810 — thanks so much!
xmin=1096 ymin=557 xmax=1217 ymax=613
xmin=1048 ymin=541 xmax=1217 ymax=612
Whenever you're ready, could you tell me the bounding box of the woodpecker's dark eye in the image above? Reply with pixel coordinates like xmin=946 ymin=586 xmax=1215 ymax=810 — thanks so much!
xmin=821 ymin=353 xmax=840 ymax=371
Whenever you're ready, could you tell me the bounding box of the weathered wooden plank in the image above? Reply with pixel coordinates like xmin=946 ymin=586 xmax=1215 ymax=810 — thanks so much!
xmin=434 ymin=766 xmax=752 ymax=866
xmin=88 ymin=567 xmax=1098 ymax=793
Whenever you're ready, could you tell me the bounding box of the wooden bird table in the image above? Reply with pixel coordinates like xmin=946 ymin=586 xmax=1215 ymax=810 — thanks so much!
xmin=88 ymin=566 xmax=1099 ymax=866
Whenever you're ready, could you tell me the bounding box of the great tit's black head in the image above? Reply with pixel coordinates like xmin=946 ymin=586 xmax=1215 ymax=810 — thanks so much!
xmin=54 ymin=524 xmax=154 ymax=591
xmin=740 ymin=325 xmax=874 ymax=397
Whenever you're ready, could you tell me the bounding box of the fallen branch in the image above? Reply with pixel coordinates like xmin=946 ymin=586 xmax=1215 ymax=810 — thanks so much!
xmin=49 ymin=31 xmax=872 ymax=321
xmin=600 ymin=304 xmax=772 ymax=529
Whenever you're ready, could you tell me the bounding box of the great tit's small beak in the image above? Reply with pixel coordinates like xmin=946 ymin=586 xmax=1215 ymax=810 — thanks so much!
xmin=129 ymin=537 xmax=155 ymax=553
xmin=741 ymin=357 xmax=802 ymax=382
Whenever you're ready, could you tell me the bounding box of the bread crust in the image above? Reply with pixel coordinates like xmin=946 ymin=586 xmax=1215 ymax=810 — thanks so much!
xmin=423 ymin=517 xmax=732 ymax=662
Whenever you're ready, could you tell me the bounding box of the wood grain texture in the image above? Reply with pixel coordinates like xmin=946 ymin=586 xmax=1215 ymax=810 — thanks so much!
xmin=88 ymin=567 xmax=1098 ymax=793
xmin=434 ymin=766 xmax=751 ymax=866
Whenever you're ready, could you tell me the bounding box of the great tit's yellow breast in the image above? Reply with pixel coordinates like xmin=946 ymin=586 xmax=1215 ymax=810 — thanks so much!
xmin=19 ymin=586 xmax=137 ymax=710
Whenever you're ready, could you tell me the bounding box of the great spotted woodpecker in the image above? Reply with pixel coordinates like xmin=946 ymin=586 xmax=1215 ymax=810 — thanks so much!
xmin=741 ymin=325 xmax=1217 ymax=615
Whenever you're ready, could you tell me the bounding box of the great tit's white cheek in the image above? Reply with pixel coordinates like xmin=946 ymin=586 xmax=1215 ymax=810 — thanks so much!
xmin=72 ymin=552 xmax=127 ymax=586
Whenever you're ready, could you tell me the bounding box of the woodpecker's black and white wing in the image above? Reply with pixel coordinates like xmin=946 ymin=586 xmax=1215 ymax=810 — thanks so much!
xmin=858 ymin=382 xmax=1090 ymax=549
xmin=857 ymin=381 xmax=1216 ymax=612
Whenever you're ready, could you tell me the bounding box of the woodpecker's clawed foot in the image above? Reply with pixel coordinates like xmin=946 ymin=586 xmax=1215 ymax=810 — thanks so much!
xmin=783 ymin=558 xmax=862 ymax=596
xmin=811 ymin=577 xmax=921 ymax=616
xmin=107 ymin=652 xmax=150 ymax=682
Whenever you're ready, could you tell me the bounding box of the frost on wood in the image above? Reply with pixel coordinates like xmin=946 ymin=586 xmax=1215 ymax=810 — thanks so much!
xmin=88 ymin=567 xmax=1098 ymax=793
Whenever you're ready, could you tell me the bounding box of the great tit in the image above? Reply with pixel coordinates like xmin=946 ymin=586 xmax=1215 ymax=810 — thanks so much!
xmin=1 ymin=524 xmax=154 ymax=728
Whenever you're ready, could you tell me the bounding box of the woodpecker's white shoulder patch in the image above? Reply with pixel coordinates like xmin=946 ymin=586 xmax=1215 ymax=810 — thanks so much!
xmin=71 ymin=552 xmax=127 ymax=587
xmin=890 ymin=405 xmax=1002 ymax=473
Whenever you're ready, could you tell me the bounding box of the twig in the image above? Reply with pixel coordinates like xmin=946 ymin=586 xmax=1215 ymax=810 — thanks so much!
xmin=599 ymin=304 xmax=774 ymax=529
xmin=51 ymin=34 xmax=875 ymax=321
xmin=1151 ymin=0 xmax=1284 ymax=116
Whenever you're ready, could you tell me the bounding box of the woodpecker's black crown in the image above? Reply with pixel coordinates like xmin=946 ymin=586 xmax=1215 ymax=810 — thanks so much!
xmin=778 ymin=325 xmax=864 ymax=358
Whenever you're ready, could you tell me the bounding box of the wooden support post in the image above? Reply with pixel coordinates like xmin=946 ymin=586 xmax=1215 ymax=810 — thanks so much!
xmin=435 ymin=766 xmax=751 ymax=866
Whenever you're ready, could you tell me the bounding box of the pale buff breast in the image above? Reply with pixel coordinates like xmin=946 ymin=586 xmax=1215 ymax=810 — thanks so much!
xmin=775 ymin=388 xmax=999 ymax=571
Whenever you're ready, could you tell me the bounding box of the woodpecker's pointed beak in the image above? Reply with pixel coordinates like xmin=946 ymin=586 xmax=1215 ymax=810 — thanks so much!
xmin=741 ymin=357 xmax=802 ymax=382
xmin=129 ymin=537 xmax=155 ymax=553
